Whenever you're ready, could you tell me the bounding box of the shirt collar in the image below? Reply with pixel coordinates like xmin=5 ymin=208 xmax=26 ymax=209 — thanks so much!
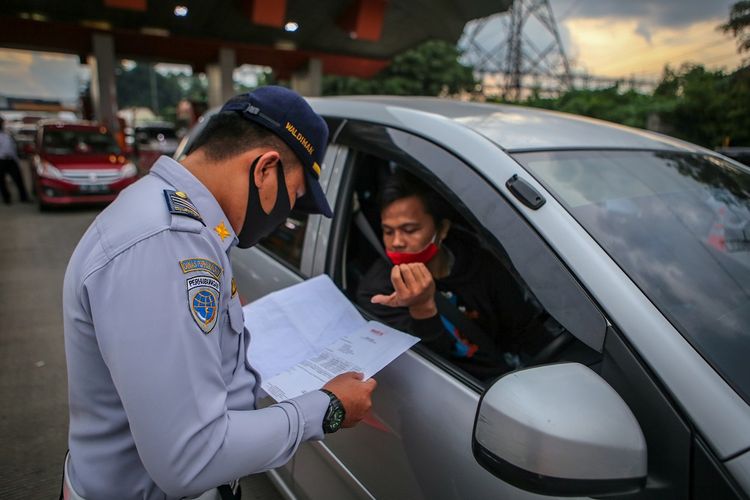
xmin=150 ymin=156 xmax=239 ymax=251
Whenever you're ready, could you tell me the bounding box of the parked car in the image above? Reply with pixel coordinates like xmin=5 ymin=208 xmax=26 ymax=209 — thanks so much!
xmin=133 ymin=122 xmax=179 ymax=173
xmin=33 ymin=121 xmax=138 ymax=209
xmin=176 ymin=97 xmax=750 ymax=500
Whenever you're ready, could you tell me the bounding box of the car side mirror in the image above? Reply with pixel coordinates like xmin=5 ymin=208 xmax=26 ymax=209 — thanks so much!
xmin=473 ymin=363 xmax=647 ymax=497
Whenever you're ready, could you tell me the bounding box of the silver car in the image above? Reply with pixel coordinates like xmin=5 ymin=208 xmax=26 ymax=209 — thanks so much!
xmin=176 ymin=97 xmax=750 ymax=500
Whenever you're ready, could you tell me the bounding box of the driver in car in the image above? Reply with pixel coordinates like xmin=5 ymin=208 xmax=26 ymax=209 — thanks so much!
xmin=356 ymin=171 xmax=545 ymax=378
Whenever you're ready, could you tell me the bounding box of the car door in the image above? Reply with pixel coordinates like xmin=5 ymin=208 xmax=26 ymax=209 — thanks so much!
xmin=297 ymin=120 xmax=615 ymax=500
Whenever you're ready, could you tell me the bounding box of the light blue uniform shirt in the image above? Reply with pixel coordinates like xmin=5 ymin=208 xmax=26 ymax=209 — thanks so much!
xmin=63 ymin=156 xmax=329 ymax=499
xmin=0 ymin=131 xmax=18 ymax=160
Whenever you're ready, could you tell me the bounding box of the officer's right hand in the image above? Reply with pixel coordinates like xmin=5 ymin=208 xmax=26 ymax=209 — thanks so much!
xmin=323 ymin=372 xmax=377 ymax=428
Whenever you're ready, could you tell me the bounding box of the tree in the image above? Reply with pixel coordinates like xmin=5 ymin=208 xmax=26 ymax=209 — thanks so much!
xmin=654 ymin=64 xmax=733 ymax=147
xmin=323 ymin=40 xmax=476 ymax=96
xmin=516 ymin=63 xmax=749 ymax=149
xmin=115 ymin=63 xmax=184 ymax=119
xmin=723 ymin=66 xmax=750 ymax=145
xmin=720 ymin=1 xmax=750 ymax=60
xmin=175 ymin=72 xmax=208 ymax=103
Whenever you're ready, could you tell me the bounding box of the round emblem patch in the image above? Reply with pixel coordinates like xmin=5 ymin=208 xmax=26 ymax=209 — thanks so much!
xmin=186 ymin=275 xmax=221 ymax=334
xmin=193 ymin=290 xmax=217 ymax=323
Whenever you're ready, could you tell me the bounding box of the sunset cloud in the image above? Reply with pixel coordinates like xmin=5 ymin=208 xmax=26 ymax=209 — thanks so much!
xmin=563 ymin=17 xmax=743 ymax=78
xmin=463 ymin=0 xmax=745 ymax=82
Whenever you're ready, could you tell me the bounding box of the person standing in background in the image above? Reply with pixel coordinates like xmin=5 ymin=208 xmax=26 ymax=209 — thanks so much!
xmin=0 ymin=117 xmax=30 ymax=204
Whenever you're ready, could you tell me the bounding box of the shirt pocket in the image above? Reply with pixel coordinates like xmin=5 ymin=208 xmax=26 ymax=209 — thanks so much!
xmin=219 ymin=296 xmax=244 ymax=383
xmin=228 ymin=296 xmax=245 ymax=334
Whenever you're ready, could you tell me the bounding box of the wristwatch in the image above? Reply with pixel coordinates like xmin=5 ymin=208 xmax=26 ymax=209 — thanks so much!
xmin=320 ymin=389 xmax=346 ymax=434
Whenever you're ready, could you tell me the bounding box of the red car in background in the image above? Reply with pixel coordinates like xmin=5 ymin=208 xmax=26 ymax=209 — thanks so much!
xmin=33 ymin=122 xmax=138 ymax=209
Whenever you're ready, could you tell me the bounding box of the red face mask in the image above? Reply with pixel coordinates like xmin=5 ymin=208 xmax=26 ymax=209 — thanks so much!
xmin=386 ymin=235 xmax=440 ymax=265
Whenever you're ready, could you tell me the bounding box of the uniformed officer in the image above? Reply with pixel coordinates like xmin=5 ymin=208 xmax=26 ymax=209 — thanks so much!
xmin=62 ymin=86 xmax=376 ymax=500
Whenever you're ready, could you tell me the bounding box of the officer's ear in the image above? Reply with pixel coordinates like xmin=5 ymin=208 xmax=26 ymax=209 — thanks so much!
xmin=253 ymin=151 xmax=281 ymax=190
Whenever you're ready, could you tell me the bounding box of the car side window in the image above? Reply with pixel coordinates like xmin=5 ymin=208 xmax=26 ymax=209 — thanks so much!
xmin=333 ymin=121 xmax=606 ymax=384
xmin=257 ymin=211 xmax=309 ymax=271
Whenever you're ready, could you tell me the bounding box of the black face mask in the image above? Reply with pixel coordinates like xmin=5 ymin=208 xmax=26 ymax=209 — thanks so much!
xmin=237 ymin=156 xmax=291 ymax=249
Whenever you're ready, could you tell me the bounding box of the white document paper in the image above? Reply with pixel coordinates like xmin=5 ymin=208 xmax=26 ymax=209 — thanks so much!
xmin=244 ymin=275 xmax=419 ymax=401
xmin=263 ymin=321 xmax=418 ymax=401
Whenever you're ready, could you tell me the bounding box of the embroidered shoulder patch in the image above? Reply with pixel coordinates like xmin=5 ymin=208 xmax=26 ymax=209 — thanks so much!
xmin=164 ymin=190 xmax=204 ymax=225
xmin=186 ymin=275 xmax=220 ymax=334
xmin=179 ymin=258 xmax=223 ymax=279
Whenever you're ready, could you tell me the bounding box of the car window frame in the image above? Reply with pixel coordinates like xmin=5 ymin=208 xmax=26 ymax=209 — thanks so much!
xmin=322 ymin=145 xmax=488 ymax=391
xmin=325 ymin=119 xmax=608 ymax=389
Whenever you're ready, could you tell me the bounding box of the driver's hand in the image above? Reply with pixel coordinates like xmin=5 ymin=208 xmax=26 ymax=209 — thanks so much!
xmin=371 ymin=263 xmax=438 ymax=319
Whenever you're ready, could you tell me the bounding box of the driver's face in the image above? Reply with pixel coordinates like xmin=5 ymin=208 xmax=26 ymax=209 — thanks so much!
xmin=381 ymin=195 xmax=436 ymax=253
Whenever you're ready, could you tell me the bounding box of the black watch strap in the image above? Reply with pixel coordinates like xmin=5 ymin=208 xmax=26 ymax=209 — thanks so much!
xmin=320 ymin=389 xmax=346 ymax=434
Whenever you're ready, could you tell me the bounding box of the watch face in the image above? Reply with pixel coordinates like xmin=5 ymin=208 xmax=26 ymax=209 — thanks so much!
xmin=324 ymin=406 xmax=345 ymax=433
xmin=323 ymin=391 xmax=346 ymax=433
xmin=330 ymin=407 xmax=345 ymax=429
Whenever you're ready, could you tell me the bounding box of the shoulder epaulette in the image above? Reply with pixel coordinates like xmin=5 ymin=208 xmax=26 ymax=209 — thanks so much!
xmin=163 ymin=190 xmax=205 ymax=226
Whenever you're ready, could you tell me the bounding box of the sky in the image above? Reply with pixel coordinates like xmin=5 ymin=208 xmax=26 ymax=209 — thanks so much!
xmin=0 ymin=0 xmax=745 ymax=100
xmin=0 ymin=49 xmax=81 ymax=101
xmin=551 ymin=0 xmax=744 ymax=78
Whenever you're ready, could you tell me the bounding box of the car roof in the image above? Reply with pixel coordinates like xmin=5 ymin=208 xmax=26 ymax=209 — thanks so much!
xmin=309 ymin=96 xmax=708 ymax=154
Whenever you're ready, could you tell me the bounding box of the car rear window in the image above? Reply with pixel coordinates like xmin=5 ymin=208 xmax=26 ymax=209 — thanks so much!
xmin=514 ymin=150 xmax=750 ymax=403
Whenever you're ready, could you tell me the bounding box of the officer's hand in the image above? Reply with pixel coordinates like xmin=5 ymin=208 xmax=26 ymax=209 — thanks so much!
xmin=323 ymin=372 xmax=377 ymax=428
xmin=371 ymin=263 xmax=437 ymax=319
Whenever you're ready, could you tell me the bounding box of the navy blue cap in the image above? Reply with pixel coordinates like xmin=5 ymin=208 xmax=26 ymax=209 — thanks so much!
xmin=220 ymin=86 xmax=333 ymax=218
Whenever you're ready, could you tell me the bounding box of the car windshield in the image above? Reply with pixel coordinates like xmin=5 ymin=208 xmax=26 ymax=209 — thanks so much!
xmin=43 ymin=128 xmax=121 ymax=155
xmin=514 ymin=150 xmax=750 ymax=402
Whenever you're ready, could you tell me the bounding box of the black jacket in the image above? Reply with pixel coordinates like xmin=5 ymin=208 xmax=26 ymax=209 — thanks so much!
xmin=356 ymin=233 xmax=540 ymax=365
